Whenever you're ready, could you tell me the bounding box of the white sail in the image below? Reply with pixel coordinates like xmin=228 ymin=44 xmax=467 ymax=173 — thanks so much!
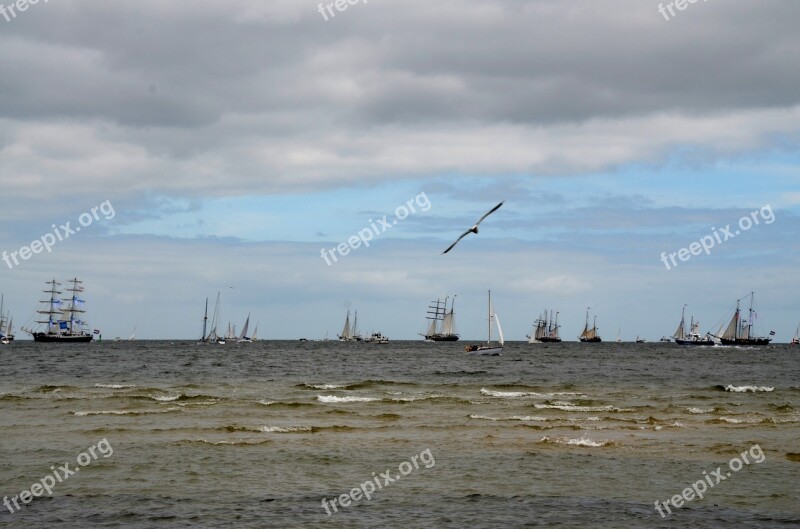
xmin=252 ymin=322 xmax=259 ymax=340
xmin=340 ymin=311 xmax=352 ymax=340
xmin=239 ymin=314 xmax=250 ymax=339
xmin=442 ymin=311 xmax=453 ymax=335
xmin=721 ymin=311 xmax=738 ymax=340
xmin=495 ymin=311 xmax=505 ymax=346
xmin=426 ymin=318 xmax=438 ymax=336
xmin=129 ymin=325 xmax=136 ymax=341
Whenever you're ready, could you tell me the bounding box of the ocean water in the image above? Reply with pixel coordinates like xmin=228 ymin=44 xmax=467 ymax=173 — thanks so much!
xmin=0 ymin=340 xmax=798 ymax=528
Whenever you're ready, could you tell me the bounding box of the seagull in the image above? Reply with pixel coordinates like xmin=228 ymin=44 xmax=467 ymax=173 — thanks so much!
xmin=442 ymin=201 xmax=504 ymax=254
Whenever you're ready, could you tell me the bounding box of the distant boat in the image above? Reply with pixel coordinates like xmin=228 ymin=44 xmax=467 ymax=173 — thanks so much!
xmin=659 ymin=336 xmax=671 ymax=343
xmin=338 ymin=310 xmax=364 ymax=342
xmin=579 ymin=307 xmax=601 ymax=343
xmin=465 ymin=290 xmax=504 ymax=355
xmin=527 ymin=310 xmax=561 ymax=343
xmin=421 ymin=296 xmax=460 ymax=342
xmin=365 ymin=332 xmax=390 ymax=344
xmin=635 ymin=336 xmax=646 ymax=343
xmin=128 ymin=325 xmax=137 ymax=341
xmin=673 ymin=305 xmax=714 ymax=346
xmin=24 ymin=278 xmax=93 ymax=343
xmin=196 ymin=297 xmax=210 ymax=345
xmin=792 ymin=324 xmax=799 ymax=345
xmin=224 ymin=322 xmax=237 ymax=342
xmin=616 ymin=329 xmax=622 ymax=343
xmin=711 ymin=292 xmax=773 ymax=346
xmin=0 ymin=294 xmax=14 ymax=343
xmin=237 ymin=314 xmax=252 ymax=343
xmin=252 ymin=322 xmax=259 ymax=342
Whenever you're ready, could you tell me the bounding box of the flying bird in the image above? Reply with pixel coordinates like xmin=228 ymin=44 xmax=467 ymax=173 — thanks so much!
xmin=442 ymin=201 xmax=504 ymax=254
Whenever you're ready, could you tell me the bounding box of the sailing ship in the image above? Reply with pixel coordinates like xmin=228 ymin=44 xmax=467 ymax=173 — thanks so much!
xmin=578 ymin=307 xmax=601 ymax=342
xmin=25 ymin=278 xmax=93 ymax=343
xmin=421 ymin=296 xmax=460 ymax=341
xmin=197 ymin=293 xmax=226 ymax=345
xmin=635 ymin=336 xmax=646 ymax=343
xmin=672 ymin=305 xmax=714 ymax=346
xmin=338 ymin=310 xmax=363 ymax=341
xmin=237 ymin=314 xmax=252 ymax=343
xmin=712 ymin=292 xmax=773 ymax=346
xmin=224 ymin=322 xmax=237 ymax=342
xmin=0 ymin=294 xmax=14 ymax=343
xmin=791 ymin=324 xmax=799 ymax=345
xmin=465 ymin=290 xmax=504 ymax=355
xmin=616 ymin=329 xmax=622 ymax=343
xmin=527 ymin=310 xmax=561 ymax=343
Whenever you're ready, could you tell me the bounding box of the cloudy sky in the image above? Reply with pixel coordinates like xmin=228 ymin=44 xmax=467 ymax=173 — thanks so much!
xmin=1 ymin=0 xmax=798 ymax=340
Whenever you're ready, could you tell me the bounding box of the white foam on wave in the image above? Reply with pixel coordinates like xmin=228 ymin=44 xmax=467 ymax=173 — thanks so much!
xmin=480 ymin=388 xmax=586 ymax=398
xmin=308 ymin=384 xmax=349 ymax=390
xmin=152 ymin=395 xmax=181 ymax=402
xmin=534 ymin=404 xmax=633 ymax=412
xmin=687 ymin=407 xmax=715 ymax=414
xmin=723 ymin=385 xmax=774 ymax=393
xmin=94 ymin=384 xmax=136 ymax=389
xmin=539 ymin=435 xmax=612 ymax=447
xmin=259 ymin=425 xmax=313 ymax=433
xmin=469 ymin=414 xmax=549 ymax=422
xmin=316 ymin=395 xmax=379 ymax=403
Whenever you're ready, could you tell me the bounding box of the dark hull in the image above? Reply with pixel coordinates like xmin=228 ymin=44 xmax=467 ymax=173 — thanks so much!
xmin=425 ymin=334 xmax=460 ymax=342
xmin=719 ymin=338 xmax=771 ymax=346
xmin=33 ymin=333 xmax=93 ymax=343
xmin=538 ymin=337 xmax=562 ymax=343
xmin=580 ymin=337 xmax=602 ymax=343
xmin=675 ymin=339 xmax=715 ymax=346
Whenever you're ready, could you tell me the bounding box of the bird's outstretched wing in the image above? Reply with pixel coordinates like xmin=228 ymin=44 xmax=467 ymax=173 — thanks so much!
xmin=475 ymin=201 xmax=504 ymax=226
xmin=442 ymin=230 xmax=472 ymax=254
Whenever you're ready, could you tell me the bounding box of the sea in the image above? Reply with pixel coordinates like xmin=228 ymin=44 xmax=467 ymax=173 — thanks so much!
xmin=0 ymin=340 xmax=798 ymax=528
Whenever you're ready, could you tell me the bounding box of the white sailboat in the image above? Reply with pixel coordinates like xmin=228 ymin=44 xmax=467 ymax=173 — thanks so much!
xmin=197 ymin=298 xmax=210 ymax=345
xmin=237 ymin=313 xmax=252 ymax=343
xmin=252 ymin=321 xmax=259 ymax=342
xmin=466 ymin=290 xmax=504 ymax=356
xmin=204 ymin=292 xmax=225 ymax=345
xmin=129 ymin=325 xmax=137 ymax=341
xmin=338 ymin=310 xmax=363 ymax=341
xmin=792 ymin=323 xmax=799 ymax=345
xmin=0 ymin=294 xmax=14 ymax=343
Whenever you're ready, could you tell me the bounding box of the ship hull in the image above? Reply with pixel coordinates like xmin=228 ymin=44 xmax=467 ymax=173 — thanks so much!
xmin=675 ymin=339 xmax=715 ymax=346
xmin=719 ymin=338 xmax=771 ymax=346
xmin=579 ymin=337 xmax=602 ymax=343
xmin=425 ymin=334 xmax=460 ymax=342
xmin=33 ymin=333 xmax=93 ymax=343
xmin=465 ymin=344 xmax=502 ymax=356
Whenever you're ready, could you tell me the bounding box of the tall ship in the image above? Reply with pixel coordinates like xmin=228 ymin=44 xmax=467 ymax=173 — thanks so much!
xmin=0 ymin=294 xmax=14 ymax=343
xmin=578 ymin=307 xmax=602 ymax=343
xmin=421 ymin=296 xmax=460 ymax=342
xmin=338 ymin=310 xmax=363 ymax=341
xmin=25 ymin=278 xmax=93 ymax=343
xmin=672 ymin=305 xmax=714 ymax=346
xmin=527 ymin=310 xmax=561 ymax=343
xmin=712 ymin=292 xmax=773 ymax=346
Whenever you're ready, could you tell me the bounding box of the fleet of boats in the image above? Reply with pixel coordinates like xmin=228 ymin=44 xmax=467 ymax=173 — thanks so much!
xmin=3 ymin=281 xmax=797 ymax=347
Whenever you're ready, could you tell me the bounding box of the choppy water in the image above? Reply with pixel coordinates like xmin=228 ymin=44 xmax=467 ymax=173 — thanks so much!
xmin=1 ymin=341 xmax=798 ymax=528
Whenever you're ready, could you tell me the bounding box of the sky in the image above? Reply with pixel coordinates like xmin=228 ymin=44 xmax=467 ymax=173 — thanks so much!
xmin=1 ymin=0 xmax=799 ymax=341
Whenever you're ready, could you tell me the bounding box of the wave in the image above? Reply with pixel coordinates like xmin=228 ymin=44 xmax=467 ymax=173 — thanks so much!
xmin=178 ymin=439 xmax=273 ymax=447
xmin=222 ymin=424 xmax=358 ymax=434
xmin=480 ymin=388 xmax=586 ymax=398
xmin=716 ymin=385 xmax=774 ymax=393
xmin=686 ymin=407 xmax=715 ymax=414
xmin=258 ymin=400 xmax=315 ymax=408
xmin=533 ymin=404 xmax=635 ymax=412
xmin=94 ymin=384 xmax=137 ymax=389
xmin=316 ymin=395 xmax=379 ymax=403
xmin=539 ymin=435 xmax=613 ymax=448
xmin=72 ymin=407 xmax=181 ymax=416
xmin=297 ymin=383 xmax=358 ymax=390
xmin=469 ymin=414 xmax=550 ymax=422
